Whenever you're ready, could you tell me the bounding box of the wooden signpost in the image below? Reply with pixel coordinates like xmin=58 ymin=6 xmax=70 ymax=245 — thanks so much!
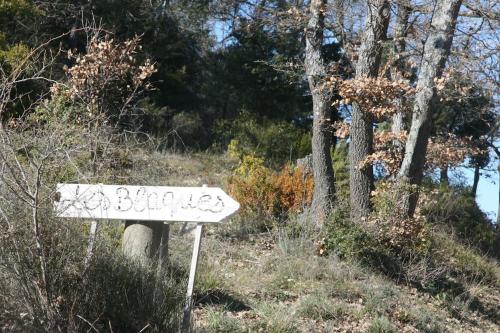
xmin=54 ymin=183 xmax=240 ymax=332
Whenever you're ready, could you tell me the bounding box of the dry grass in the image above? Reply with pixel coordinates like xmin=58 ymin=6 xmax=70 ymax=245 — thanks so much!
xmin=130 ymin=151 xmax=500 ymax=333
xmin=182 ymin=227 xmax=500 ymax=333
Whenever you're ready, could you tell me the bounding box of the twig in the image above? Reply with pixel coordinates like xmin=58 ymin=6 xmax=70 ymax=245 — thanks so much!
xmin=138 ymin=323 xmax=151 ymax=333
xmin=76 ymin=315 xmax=99 ymax=333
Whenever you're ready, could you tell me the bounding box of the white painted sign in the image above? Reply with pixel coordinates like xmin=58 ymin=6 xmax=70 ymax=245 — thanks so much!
xmin=54 ymin=183 xmax=240 ymax=223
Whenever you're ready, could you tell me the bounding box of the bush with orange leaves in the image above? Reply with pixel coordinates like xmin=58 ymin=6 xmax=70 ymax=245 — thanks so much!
xmin=273 ymin=164 xmax=314 ymax=214
xmin=226 ymin=154 xmax=313 ymax=219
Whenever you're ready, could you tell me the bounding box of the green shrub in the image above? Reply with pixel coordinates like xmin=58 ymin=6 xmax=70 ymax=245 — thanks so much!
xmin=171 ymin=111 xmax=207 ymax=149
xmin=424 ymin=186 xmax=500 ymax=258
xmin=323 ymin=205 xmax=407 ymax=279
xmin=324 ymin=181 xmax=431 ymax=265
xmin=432 ymin=232 xmax=499 ymax=286
xmin=79 ymin=246 xmax=185 ymax=332
xmin=2 ymin=227 xmax=184 ymax=331
xmin=0 ymin=43 xmax=31 ymax=71
xmin=0 ymin=206 xmax=185 ymax=332
xmin=322 ymin=184 xmax=498 ymax=297
xmin=138 ymin=98 xmax=172 ymax=140
xmin=215 ymin=112 xmax=310 ymax=166
xmin=370 ymin=181 xmax=430 ymax=252
xmin=325 ymin=206 xmax=379 ymax=259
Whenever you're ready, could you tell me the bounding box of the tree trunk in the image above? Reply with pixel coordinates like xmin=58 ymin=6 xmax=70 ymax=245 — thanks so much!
xmin=349 ymin=0 xmax=390 ymax=222
xmin=397 ymin=0 xmax=462 ymax=217
xmin=305 ymin=0 xmax=336 ymax=227
xmin=471 ymin=163 xmax=480 ymax=197
xmin=390 ymin=1 xmax=412 ymax=136
xmin=440 ymin=165 xmax=449 ymax=185
xmin=122 ymin=221 xmax=165 ymax=265
xmin=497 ymin=162 xmax=500 ymax=226
xmin=392 ymin=112 xmax=405 ymax=134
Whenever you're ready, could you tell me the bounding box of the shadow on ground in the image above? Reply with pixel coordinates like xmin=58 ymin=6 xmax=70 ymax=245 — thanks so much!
xmin=416 ymin=278 xmax=500 ymax=325
xmin=194 ymin=288 xmax=252 ymax=312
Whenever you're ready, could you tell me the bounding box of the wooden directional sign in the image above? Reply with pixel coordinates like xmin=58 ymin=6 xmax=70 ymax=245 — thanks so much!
xmin=54 ymin=183 xmax=240 ymax=223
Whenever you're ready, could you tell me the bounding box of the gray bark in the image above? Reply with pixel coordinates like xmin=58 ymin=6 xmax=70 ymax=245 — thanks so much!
xmin=440 ymin=165 xmax=449 ymax=185
xmin=471 ymin=163 xmax=480 ymax=197
xmin=392 ymin=112 xmax=405 ymax=134
xmin=397 ymin=0 xmax=462 ymax=216
xmin=122 ymin=221 xmax=165 ymax=265
xmin=349 ymin=0 xmax=390 ymax=222
xmin=296 ymin=153 xmax=313 ymax=177
xmin=390 ymin=1 xmax=412 ymax=136
xmin=305 ymin=0 xmax=336 ymax=227
xmin=497 ymin=163 xmax=500 ymax=226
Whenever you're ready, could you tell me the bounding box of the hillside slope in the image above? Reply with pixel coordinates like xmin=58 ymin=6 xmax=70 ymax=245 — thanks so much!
xmin=153 ymin=153 xmax=499 ymax=333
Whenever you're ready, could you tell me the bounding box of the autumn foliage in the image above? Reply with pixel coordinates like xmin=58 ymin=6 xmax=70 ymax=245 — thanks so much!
xmin=226 ymin=154 xmax=313 ymax=217
xmin=357 ymin=130 xmax=486 ymax=176
xmin=331 ymin=76 xmax=414 ymax=119
xmin=51 ymin=35 xmax=156 ymax=124
xmin=331 ymin=73 xmax=489 ymax=177
xmin=370 ymin=181 xmax=432 ymax=250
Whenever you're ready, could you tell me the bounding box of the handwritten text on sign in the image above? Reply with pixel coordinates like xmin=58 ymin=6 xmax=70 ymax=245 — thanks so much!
xmin=54 ymin=183 xmax=240 ymax=222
